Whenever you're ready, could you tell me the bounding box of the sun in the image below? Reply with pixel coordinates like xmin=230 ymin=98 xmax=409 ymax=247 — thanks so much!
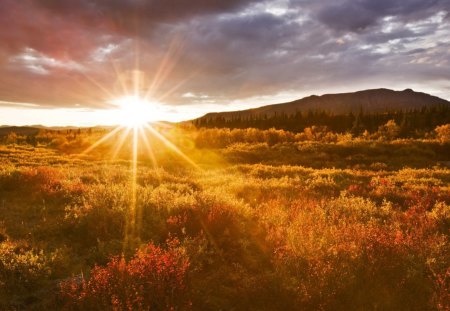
xmin=112 ymin=95 xmax=157 ymax=128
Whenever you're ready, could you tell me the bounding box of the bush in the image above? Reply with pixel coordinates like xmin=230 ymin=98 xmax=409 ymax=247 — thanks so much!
xmin=60 ymin=240 xmax=191 ymax=310
xmin=435 ymin=124 xmax=450 ymax=143
xmin=377 ymin=120 xmax=400 ymax=140
xmin=0 ymin=242 xmax=51 ymax=301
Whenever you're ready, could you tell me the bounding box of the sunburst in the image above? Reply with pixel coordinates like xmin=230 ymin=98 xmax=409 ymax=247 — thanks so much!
xmin=111 ymin=96 xmax=155 ymax=128
xmin=79 ymin=38 xmax=200 ymax=250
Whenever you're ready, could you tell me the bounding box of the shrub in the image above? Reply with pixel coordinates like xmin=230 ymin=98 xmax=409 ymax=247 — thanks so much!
xmin=377 ymin=120 xmax=400 ymax=140
xmin=435 ymin=124 xmax=450 ymax=143
xmin=60 ymin=240 xmax=191 ymax=310
xmin=0 ymin=242 xmax=51 ymax=299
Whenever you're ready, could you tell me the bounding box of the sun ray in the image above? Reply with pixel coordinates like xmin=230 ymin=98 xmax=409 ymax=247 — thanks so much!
xmin=130 ymin=126 xmax=139 ymax=238
xmin=133 ymin=40 xmax=141 ymax=97
xmin=198 ymin=216 xmax=221 ymax=256
xmin=133 ymin=70 xmax=141 ymax=97
xmin=124 ymin=126 xmax=140 ymax=251
xmin=82 ymin=126 xmax=124 ymax=155
xmin=111 ymin=127 xmax=132 ymax=160
xmin=143 ymin=38 xmax=183 ymax=101
xmin=143 ymin=123 xmax=200 ymax=169
xmin=155 ymin=70 xmax=200 ymax=103
xmin=145 ymin=48 xmax=174 ymax=98
xmin=78 ymin=70 xmax=117 ymax=101
xmin=132 ymin=125 xmax=145 ymax=242
xmin=138 ymin=126 xmax=159 ymax=170
xmin=111 ymin=60 xmax=130 ymax=96
xmin=112 ymin=96 xmax=157 ymax=126
xmin=77 ymin=37 xmax=202 ymax=250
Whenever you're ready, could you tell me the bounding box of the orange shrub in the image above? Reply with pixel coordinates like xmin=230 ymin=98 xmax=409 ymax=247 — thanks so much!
xmin=60 ymin=240 xmax=191 ymax=310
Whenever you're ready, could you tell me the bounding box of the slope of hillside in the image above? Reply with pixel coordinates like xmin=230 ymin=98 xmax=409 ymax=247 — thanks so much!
xmin=198 ymin=88 xmax=450 ymax=120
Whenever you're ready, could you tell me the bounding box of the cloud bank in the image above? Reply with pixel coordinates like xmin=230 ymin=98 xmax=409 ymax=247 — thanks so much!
xmin=0 ymin=0 xmax=449 ymax=111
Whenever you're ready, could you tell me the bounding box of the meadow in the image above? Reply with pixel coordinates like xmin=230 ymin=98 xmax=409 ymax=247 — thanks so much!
xmin=0 ymin=124 xmax=449 ymax=310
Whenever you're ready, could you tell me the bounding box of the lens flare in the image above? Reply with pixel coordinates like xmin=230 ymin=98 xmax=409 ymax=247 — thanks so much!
xmin=78 ymin=37 xmax=200 ymax=251
xmin=112 ymin=96 xmax=161 ymax=127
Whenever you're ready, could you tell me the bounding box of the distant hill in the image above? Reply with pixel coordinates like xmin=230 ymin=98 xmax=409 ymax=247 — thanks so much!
xmin=0 ymin=126 xmax=42 ymax=136
xmin=0 ymin=125 xmax=114 ymax=136
xmin=27 ymin=125 xmax=82 ymax=130
xmin=197 ymin=88 xmax=450 ymax=121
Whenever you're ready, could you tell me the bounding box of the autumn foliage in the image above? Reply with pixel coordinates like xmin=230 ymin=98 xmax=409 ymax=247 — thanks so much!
xmin=60 ymin=240 xmax=190 ymax=310
xmin=0 ymin=127 xmax=449 ymax=310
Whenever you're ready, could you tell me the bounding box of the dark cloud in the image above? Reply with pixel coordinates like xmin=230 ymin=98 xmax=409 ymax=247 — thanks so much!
xmin=0 ymin=0 xmax=258 ymax=62
xmin=38 ymin=0 xmax=255 ymax=19
xmin=36 ymin=0 xmax=258 ymax=36
xmin=0 ymin=0 xmax=449 ymax=111
xmin=315 ymin=0 xmax=449 ymax=32
xmin=0 ymin=0 xmax=113 ymax=63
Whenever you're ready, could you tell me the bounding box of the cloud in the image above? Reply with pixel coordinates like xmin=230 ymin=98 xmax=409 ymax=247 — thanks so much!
xmin=35 ymin=0 xmax=259 ymax=38
xmin=0 ymin=0 xmax=449 ymax=112
xmin=314 ymin=0 xmax=450 ymax=32
xmin=0 ymin=0 xmax=258 ymax=62
xmin=10 ymin=48 xmax=85 ymax=75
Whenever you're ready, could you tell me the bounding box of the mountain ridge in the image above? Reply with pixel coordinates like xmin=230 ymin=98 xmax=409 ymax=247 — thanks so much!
xmin=197 ymin=88 xmax=450 ymax=121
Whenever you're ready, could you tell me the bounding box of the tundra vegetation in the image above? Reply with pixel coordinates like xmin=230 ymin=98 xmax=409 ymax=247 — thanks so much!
xmin=0 ymin=121 xmax=449 ymax=310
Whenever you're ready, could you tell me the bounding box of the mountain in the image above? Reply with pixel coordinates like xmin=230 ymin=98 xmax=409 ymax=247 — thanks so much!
xmin=197 ymin=88 xmax=450 ymax=120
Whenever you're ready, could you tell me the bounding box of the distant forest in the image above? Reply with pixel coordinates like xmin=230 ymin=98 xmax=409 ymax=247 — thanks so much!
xmin=193 ymin=105 xmax=450 ymax=136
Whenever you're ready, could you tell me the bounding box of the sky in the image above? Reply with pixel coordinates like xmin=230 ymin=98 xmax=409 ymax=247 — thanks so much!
xmin=0 ymin=0 xmax=449 ymax=126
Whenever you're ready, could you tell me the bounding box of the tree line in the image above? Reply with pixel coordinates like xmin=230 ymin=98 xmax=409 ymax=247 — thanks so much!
xmin=193 ymin=105 xmax=450 ymax=137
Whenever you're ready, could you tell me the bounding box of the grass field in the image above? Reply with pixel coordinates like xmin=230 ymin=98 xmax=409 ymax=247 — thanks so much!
xmin=0 ymin=127 xmax=449 ymax=310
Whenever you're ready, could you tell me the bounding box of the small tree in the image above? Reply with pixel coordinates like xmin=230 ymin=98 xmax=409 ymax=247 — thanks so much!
xmin=435 ymin=124 xmax=450 ymax=143
xmin=5 ymin=132 xmax=17 ymax=144
xmin=377 ymin=120 xmax=400 ymax=140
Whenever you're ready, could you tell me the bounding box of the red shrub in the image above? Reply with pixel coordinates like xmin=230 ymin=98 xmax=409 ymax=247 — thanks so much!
xmin=60 ymin=240 xmax=191 ymax=310
xmin=22 ymin=167 xmax=61 ymax=189
xmin=431 ymin=267 xmax=450 ymax=311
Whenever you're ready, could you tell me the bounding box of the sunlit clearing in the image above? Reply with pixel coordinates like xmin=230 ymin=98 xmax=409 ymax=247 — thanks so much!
xmin=112 ymin=96 xmax=159 ymax=128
